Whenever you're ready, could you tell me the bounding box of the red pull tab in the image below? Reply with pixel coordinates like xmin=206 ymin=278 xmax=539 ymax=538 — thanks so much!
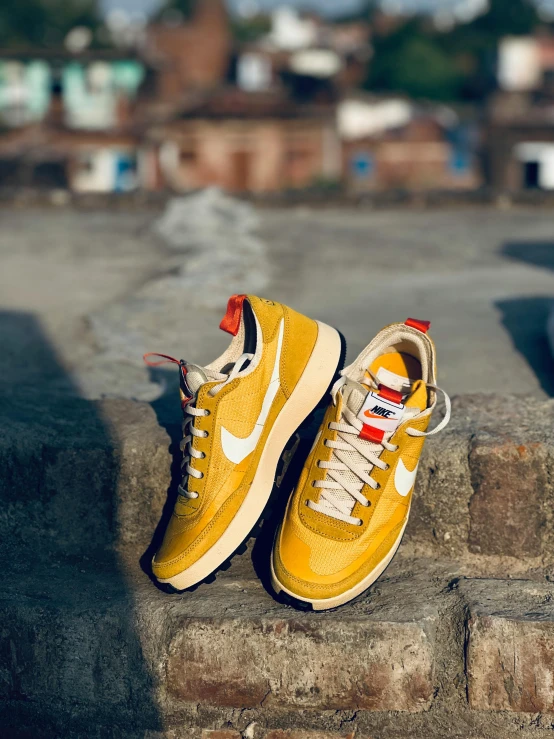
xmin=220 ymin=294 xmax=247 ymax=336
xmin=143 ymin=353 xmax=181 ymax=367
xmin=405 ymin=317 xmax=431 ymax=334
xmin=378 ymin=384 xmax=403 ymax=404
xmin=360 ymin=425 xmax=385 ymax=443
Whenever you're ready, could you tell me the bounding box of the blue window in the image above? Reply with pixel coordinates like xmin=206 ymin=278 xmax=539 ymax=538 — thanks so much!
xmin=449 ymin=147 xmax=471 ymax=175
xmin=114 ymin=152 xmax=138 ymax=192
xmin=351 ymin=151 xmax=375 ymax=180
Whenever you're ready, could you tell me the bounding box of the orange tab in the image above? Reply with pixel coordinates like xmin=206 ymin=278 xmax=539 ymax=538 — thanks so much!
xmin=378 ymin=384 xmax=403 ymax=404
xmin=359 ymin=425 xmax=385 ymax=444
xmin=405 ymin=317 xmax=431 ymax=334
xmin=220 ymin=294 xmax=247 ymax=336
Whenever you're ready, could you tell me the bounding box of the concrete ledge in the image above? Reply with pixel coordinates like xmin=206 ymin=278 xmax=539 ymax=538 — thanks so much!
xmin=166 ymin=613 xmax=434 ymax=712
xmin=7 ymin=555 xmax=554 ymax=736
xmin=4 ymin=186 xmax=554 ymax=212
xmin=0 ymin=394 xmax=174 ymax=554
xmin=0 ymin=556 xmax=441 ymax=724
xmin=463 ymin=578 xmax=554 ymax=713
xmin=407 ymin=394 xmax=554 ymax=573
xmin=2 ymin=393 xmax=554 ymax=575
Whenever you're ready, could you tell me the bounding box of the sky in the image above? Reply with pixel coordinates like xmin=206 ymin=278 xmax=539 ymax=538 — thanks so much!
xmin=99 ymin=0 xmax=368 ymax=19
xmin=99 ymin=0 xmax=554 ymax=22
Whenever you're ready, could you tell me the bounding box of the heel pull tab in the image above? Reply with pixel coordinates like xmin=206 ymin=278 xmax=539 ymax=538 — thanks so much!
xmin=405 ymin=318 xmax=431 ymax=334
xmin=220 ymin=294 xmax=247 ymax=336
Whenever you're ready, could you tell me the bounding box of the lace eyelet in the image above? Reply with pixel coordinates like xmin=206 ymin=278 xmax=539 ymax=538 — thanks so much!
xmin=356 ymin=519 xmax=363 ymax=526
xmin=204 ymin=410 xmax=211 ymax=416
xmin=383 ymin=464 xmax=390 ymax=471
xmin=375 ymin=482 xmax=381 ymax=490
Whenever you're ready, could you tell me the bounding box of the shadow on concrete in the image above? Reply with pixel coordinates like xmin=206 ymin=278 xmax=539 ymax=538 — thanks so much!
xmin=503 ymin=241 xmax=554 ymax=273
xmin=498 ymin=241 xmax=554 ymax=397
xmin=495 ymin=297 xmax=554 ymax=397
xmin=0 ymin=310 xmax=163 ymax=736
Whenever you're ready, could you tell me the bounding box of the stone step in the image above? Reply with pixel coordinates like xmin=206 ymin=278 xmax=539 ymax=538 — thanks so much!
xmin=4 ymin=552 xmax=554 ymax=738
xmin=1 ymin=392 xmax=553 ymax=576
xmin=408 ymin=393 xmax=554 ymax=576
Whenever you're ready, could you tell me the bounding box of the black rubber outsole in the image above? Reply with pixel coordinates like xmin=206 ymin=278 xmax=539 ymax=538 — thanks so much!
xmin=161 ymin=327 xmax=347 ymax=596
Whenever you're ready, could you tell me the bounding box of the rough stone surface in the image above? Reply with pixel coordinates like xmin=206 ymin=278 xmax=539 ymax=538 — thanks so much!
xmin=0 ymin=393 xmax=174 ymax=555
xmin=463 ymin=578 xmax=554 ymax=712
xmin=406 ymin=393 xmax=554 ymax=571
xmin=3 ymin=393 xmax=554 ymax=574
xmin=263 ymin=732 xmax=356 ymax=739
xmin=9 ymin=554 xmax=554 ymax=737
xmin=4 ymin=202 xmax=554 ymax=735
xmin=0 ymin=554 xmax=445 ymax=733
xmin=166 ymin=615 xmax=434 ymax=711
xmin=468 ymin=434 xmax=546 ymax=557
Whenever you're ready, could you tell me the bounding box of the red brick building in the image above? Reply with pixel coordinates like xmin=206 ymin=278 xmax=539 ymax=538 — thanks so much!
xmin=340 ymin=96 xmax=481 ymax=193
xmin=147 ymin=89 xmax=340 ymax=193
xmin=144 ymin=0 xmax=231 ymax=100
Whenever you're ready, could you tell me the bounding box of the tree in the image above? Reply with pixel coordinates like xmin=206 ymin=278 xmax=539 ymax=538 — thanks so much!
xmin=0 ymin=0 xmax=103 ymax=49
xmin=445 ymin=0 xmax=541 ymax=99
xmin=366 ymin=19 xmax=462 ymax=101
xmin=231 ymin=14 xmax=271 ymax=44
xmin=364 ymin=0 xmax=543 ymax=103
xmin=472 ymin=0 xmax=540 ymax=38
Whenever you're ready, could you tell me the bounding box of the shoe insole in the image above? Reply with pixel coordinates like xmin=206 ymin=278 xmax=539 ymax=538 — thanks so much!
xmin=365 ymin=351 xmax=422 ymax=394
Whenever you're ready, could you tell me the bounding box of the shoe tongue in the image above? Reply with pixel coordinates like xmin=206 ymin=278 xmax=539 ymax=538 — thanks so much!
xmin=182 ymin=363 xmax=208 ymax=396
xmin=341 ymin=379 xmax=368 ymax=416
xmin=341 ymin=376 xmax=426 ymax=425
xmin=404 ymin=379 xmax=427 ymax=414
xmin=319 ymin=377 xmax=428 ymax=522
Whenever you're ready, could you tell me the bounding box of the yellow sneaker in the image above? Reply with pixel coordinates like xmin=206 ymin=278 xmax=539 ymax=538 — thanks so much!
xmin=146 ymin=295 xmax=343 ymax=590
xmin=271 ymin=317 xmax=451 ymax=610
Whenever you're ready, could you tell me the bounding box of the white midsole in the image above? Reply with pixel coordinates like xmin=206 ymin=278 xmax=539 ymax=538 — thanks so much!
xmin=158 ymin=320 xmax=342 ymax=590
xmin=270 ymin=519 xmax=408 ymax=610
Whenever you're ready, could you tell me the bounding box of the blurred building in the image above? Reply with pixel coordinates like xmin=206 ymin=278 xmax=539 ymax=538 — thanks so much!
xmin=488 ymin=36 xmax=554 ymax=191
xmin=0 ymin=0 xmax=485 ymax=196
xmin=253 ymin=6 xmax=372 ymax=92
xmin=144 ymin=0 xmax=231 ymax=100
xmin=340 ymin=95 xmax=481 ymax=192
xmin=147 ymin=88 xmax=338 ymax=193
xmin=0 ymin=50 xmax=146 ymax=191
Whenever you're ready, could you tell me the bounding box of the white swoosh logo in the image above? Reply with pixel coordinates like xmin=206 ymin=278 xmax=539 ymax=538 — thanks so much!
xmin=220 ymin=319 xmax=284 ymax=464
xmin=394 ymin=458 xmax=419 ymax=497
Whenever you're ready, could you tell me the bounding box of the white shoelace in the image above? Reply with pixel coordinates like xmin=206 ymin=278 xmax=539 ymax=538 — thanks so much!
xmin=179 ymin=353 xmax=254 ymax=499
xmin=307 ymin=376 xmax=451 ymax=525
